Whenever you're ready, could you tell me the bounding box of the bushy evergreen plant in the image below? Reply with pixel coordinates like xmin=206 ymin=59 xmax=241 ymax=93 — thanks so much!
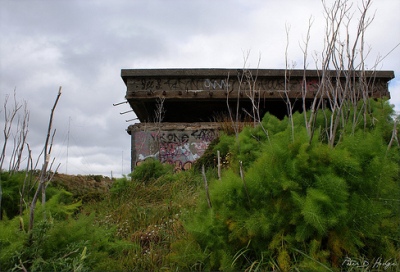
xmin=130 ymin=159 xmax=173 ymax=184
xmin=184 ymin=99 xmax=400 ymax=271
xmin=0 ymin=171 xmax=29 ymax=219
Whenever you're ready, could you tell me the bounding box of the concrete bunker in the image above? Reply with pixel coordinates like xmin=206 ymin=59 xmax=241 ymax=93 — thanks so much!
xmin=121 ymin=68 xmax=394 ymax=171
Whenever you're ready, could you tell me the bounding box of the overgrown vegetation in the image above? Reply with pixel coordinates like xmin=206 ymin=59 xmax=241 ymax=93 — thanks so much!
xmin=0 ymin=100 xmax=398 ymax=271
xmin=0 ymin=165 xmax=205 ymax=271
xmin=184 ymin=100 xmax=400 ymax=271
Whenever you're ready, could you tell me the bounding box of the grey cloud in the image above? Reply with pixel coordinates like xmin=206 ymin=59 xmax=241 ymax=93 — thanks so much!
xmin=1 ymin=0 xmax=399 ymax=177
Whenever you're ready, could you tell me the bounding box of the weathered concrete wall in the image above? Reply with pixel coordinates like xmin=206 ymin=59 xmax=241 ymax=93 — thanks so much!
xmin=128 ymin=123 xmax=220 ymax=172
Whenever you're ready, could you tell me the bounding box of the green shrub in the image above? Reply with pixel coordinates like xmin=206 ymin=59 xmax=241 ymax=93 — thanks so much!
xmin=184 ymin=100 xmax=400 ymax=271
xmin=38 ymin=189 xmax=82 ymax=220
xmin=192 ymin=137 xmax=220 ymax=171
xmin=0 ymin=215 xmax=26 ymax=269
xmin=0 ymin=171 xmax=75 ymax=220
xmin=110 ymin=175 xmax=131 ymax=196
xmin=131 ymin=159 xmax=173 ymax=183
xmin=0 ymin=171 xmax=30 ymax=219
xmin=0 ymin=211 xmax=132 ymax=272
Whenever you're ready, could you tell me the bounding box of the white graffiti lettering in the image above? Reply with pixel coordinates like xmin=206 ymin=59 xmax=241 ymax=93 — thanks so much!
xmin=204 ymin=79 xmax=229 ymax=90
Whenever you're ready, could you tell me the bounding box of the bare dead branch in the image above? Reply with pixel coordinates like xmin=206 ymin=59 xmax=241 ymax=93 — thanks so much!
xmin=29 ymin=87 xmax=62 ymax=232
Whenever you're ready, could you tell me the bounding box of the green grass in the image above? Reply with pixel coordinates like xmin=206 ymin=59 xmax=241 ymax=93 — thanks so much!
xmin=78 ymin=166 xmax=208 ymax=271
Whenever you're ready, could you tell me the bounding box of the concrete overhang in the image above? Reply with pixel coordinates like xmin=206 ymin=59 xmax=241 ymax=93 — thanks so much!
xmin=121 ymin=68 xmax=394 ymax=122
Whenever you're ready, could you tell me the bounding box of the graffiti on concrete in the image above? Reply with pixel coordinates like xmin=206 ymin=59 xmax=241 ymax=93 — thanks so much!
xmin=204 ymin=79 xmax=229 ymax=90
xmin=134 ymin=129 xmax=217 ymax=171
xmin=128 ymin=77 xmax=292 ymax=93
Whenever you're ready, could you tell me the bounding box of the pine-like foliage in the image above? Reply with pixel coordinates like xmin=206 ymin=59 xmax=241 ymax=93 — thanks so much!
xmin=185 ymin=99 xmax=400 ymax=271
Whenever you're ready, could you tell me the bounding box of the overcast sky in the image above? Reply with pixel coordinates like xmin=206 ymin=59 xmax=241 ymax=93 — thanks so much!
xmin=1 ymin=0 xmax=399 ymax=177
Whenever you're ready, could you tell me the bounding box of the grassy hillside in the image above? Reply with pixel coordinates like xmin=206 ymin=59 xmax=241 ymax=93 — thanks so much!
xmin=0 ymin=165 xmax=211 ymax=271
